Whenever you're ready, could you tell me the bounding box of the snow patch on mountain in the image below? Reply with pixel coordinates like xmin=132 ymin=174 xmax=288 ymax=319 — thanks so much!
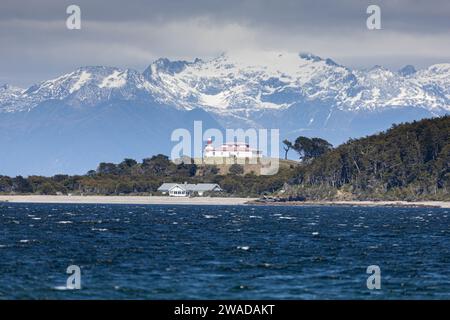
xmin=99 ymin=70 xmax=127 ymax=88
xmin=70 ymin=71 xmax=91 ymax=93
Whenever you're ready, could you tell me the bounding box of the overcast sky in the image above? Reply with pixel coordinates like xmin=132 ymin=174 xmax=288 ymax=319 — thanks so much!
xmin=1 ymin=0 xmax=449 ymax=87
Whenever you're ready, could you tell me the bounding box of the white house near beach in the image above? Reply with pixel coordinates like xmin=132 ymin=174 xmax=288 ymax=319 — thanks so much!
xmin=157 ymin=183 xmax=222 ymax=197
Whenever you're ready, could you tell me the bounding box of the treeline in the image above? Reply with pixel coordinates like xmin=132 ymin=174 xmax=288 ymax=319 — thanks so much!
xmin=0 ymin=155 xmax=296 ymax=197
xmin=288 ymin=116 xmax=450 ymax=201
xmin=1 ymin=116 xmax=448 ymax=200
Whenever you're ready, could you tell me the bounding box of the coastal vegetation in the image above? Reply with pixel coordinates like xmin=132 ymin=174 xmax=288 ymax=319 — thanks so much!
xmin=286 ymin=115 xmax=449 ymax=201
xmin=0 ymin=155 xmax=296 ymax=197
xmin=0 ymin=116 xmax=448 ymax=201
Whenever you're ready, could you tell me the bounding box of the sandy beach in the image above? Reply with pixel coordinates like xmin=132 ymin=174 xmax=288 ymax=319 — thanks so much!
xmin=0 ymin=195 xmax=448 ymax=208
xmin=0 ymin=195 xmax=256 ymax=205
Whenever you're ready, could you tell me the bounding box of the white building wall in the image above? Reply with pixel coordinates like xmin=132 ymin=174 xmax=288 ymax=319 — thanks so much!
xmin=168 ymin=185 xmax=188 ymax=197
xmin=204 ymin=148 xmax=261 ymax=158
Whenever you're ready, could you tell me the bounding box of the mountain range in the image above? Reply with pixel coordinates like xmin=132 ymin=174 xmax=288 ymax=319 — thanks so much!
xmin=1 ymin=51 xmax=449 ymax=176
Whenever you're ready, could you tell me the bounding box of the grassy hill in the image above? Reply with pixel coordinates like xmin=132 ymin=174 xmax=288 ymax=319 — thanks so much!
xmin=176 ymin=157 xmax=297 ymax=176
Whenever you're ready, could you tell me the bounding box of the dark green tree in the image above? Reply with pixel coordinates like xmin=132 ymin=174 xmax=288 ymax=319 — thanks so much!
xmin=0 ymin=176 xmax=13 ymax=193
xmin=36 ymin=182 xmax=57 ymax=195
xmin=293 ymin=136 xmax=333 ymax=161
xmin=282 ymin=139 xmax=293 ymax=160
xmin=12 ymin=176 xmax=32 ymax=193
xmin=86 ymin=170 xmax=97 ymax=177
xmin=97 ymin=163 xmax=118 ymax=175
xmin=52 ymin=174 xmax=69 ymax=183
xmin=118 ymin=158 xmax=138 ymax=174
xmin=142 ymin=154 xmax=173 ymax=176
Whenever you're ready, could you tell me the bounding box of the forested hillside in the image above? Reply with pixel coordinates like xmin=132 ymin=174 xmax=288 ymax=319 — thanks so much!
xmin=287 ymin=116 xmax=449 ymax=200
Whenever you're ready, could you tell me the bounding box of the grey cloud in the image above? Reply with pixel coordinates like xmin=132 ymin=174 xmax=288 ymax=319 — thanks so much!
xmin=0 ymin=0 xmax=449 ymax=87
xmin=1 ymin=0 xmax=449 ymax=33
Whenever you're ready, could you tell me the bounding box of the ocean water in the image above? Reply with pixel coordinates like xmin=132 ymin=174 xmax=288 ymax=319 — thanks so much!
xmin=0 ymin=203 xmax=449 ymax=299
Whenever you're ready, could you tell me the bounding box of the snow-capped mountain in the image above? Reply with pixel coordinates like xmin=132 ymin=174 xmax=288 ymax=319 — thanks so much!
xmin=144 ymin=52 xmax=358 ymax=116
xmin=146 ymin=51 xmax=449 ymax=115
xmin=0 ymin=51 xmax=448 ymax=175
xmin=0 ymin=66 xmax=158 ymax=112
xmin=2 ymin=52 xmax=449 ymax=115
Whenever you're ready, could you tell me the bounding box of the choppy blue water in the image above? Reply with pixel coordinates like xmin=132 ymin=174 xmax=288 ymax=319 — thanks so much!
xmin=0 ymin=203 xmax=449 ymax=299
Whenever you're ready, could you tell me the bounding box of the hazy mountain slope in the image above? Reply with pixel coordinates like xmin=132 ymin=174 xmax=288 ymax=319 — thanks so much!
xmin=0 ymin=100 xmax=222 ymax=176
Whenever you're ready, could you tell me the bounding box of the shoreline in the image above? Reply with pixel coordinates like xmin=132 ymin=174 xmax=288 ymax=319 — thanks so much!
xmin=250 ymin=200 xmax=450 ymax=208
xmin=0 ymin=195 xmax=449 ymax=208
xmin=0 ymin=195 xmax=255 ymax=206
